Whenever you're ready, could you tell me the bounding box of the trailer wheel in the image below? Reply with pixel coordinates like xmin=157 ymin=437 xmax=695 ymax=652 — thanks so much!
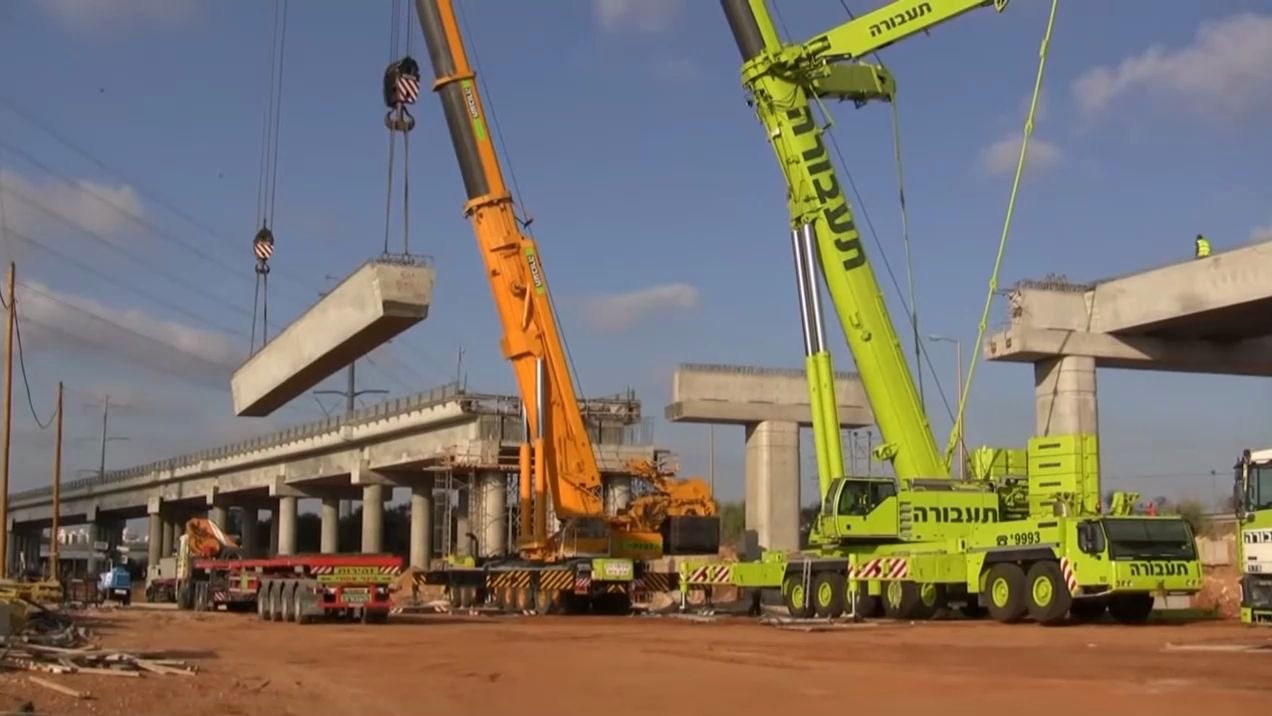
xmin=813 ymin=572 xmax=845 ymax=619
xmin=984 ymin=563 xmax=1028 ymax=623
xmin=257 ymin=581 xmax=270 ymax=621
xmin=1108 ymin=593 xmax=1154 ymax=625
xmin=1025 ymin=561 xmax=1073 ymax=626
xmin=269 ymin=581 xmax=284 ymax=622
xmin=279 ymin=582 xmax=295 ymax=622
xmin=782 ymin=574 xmax=815 ymax=619
xmin=533 ymin=588 xmax=557 ymax=615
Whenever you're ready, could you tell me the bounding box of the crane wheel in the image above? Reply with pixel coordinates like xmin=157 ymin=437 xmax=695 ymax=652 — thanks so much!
xmin=514 ymin=587 xmax=533 ymax=613
xmin=812 ymin=572 xmax=845 ymax=619
xmin=1107 ymin=593 xmax=1154 ymax=625
xmin=1025 ymin=561 xmax=1073 ymax=626
xmin=849 ymin=582 xmax=882 ymax=618
xmin=1068 ymin=597 xmax=1107 ymax=622
xmin=782 ymin=574 xmax=815 ymax=619
xmin=984 ymin=563 xmax=1028 ymax=623
xmin=882 ymin=581 xmax=943 ymax=620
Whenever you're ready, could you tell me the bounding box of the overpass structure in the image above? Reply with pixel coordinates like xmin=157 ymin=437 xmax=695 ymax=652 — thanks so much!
xmin=984 ymin=240 xmax=1272 ymax=436
xmin=6 ymin=382 xmax=656 ymax=575
xmin=666 ymin=363 xmax=873 ymax=555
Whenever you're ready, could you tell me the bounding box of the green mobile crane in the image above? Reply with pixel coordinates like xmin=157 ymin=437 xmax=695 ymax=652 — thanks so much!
xmin=1233 ymin=449 xmax=1272 ymax=623
xmin=678 ymin=0 xmax=1202 ymax=625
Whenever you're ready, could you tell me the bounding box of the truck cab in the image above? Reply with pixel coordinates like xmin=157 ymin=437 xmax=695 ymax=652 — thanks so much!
xmin=98 ymin=562 xmax=133 ymax=606
xmin=1235 ymin=449 xmax=1272 ymax=623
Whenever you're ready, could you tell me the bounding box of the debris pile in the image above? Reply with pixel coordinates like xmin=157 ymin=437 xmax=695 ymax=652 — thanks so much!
xmin=1 ymin=602 xmax=197 ymax=678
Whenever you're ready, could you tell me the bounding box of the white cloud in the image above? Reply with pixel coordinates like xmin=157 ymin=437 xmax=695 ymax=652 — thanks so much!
xmin=0 ymin=168 xmax=144 ymax=239
xmin=584 ymin=282 xmax=700 ymax=332
xmin=42 ymin=0 xmax=198 ymax=32
xmin=977 ymin=134 xmax=1062 ymax=177
xmin=594 ymin=0 xmax=683 ymax=33
xmin=1072 ymin=13 xmax=1272 ymax=119
xmin=16 ymin=280 xmax=242 ymax=387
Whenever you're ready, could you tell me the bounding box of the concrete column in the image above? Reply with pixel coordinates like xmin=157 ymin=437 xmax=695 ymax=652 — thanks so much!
xmin=1034 ymin=356 xmax=1099 ymax=436
xmin=85 ymin=523 xmax=101 ymax=574
xmin=239 ymin=508 xmax=259 ymax=557
xmin=277 ymin=497 xmax=297 ymax=556
xmin=321 ymin=498 xmax=340 ymax=554
xmin=161 ymin=518 xmax=174 ymax=557
xmin=744 ymin=420 xmax=800 ymax=557
xmin=4 ymin=530 xmax=14 ymax=577
xmin=604 ymin=474 xmax=633 ymax=516
xmin=338 ymin=499 xmax=351 ymax=521
xmin=410 ymin=476 xmax=435 ymax=569
xmin=454 ymin=485 xmax=471 ymax=557
xmin=477 ymin=471 xmax=507 ymax=557
xmin=209 ymin=505 xmax=228 ymax=531
xmin=361 ymin=484 xmax=384 ymax=553
xmin=147 ymin=513 xmax=162 ymax=568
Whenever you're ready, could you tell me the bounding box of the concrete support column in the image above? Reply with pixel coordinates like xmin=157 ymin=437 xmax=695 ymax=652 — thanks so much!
xmin=604 ymin=475 xmax=633 ymax=516
xmin=277 ymin=497 xmax=297 ymax=556
xmin=147 ymin=513 xmax=162 ymax=568
xmin=161 ymin=518 xmax=174 ymax=557
xmin=239 ymin=508 xmax=259 ymax=557
xmin=744 ymin=420 xmax=800 ymax=558
xmin=320 ymin=498 xmax=340 ymax=554
xmin=209 ymin=505 xmax=228 ymax=531
xmin=361 ymin=484 xmax=384 ymax=553
xmin=85 ymin=523 xmax=101 ymax=574
xmin=1034 ymin=356 xmax=1099 ymax=436
xmin=454 ymin=485 xmax=471 ymax=557
xmin=476 ymin=471 xmax=507 ymax=557
xmin=410 ymin=476 xmax=435 ymax=569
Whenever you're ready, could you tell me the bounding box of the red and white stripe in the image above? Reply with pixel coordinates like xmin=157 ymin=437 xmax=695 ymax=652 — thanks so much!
xmin=686 ymin=565 xmax=733 ymax=584
xmin=395 ymin=74 xmax=420 ymax=105
xmin=848 ymin=557 xmax=909 ymax=581
xmin=254 ymin=239 xmax=273 ymax=260
xmin=1059 ymin=558 xmax=1079 ymax=595
xmin=573 ymin=575 xmax=591 ymax=593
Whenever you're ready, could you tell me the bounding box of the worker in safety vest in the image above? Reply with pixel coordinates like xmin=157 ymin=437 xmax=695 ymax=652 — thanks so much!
xmin=1194 ymin=234 xmax=1211 ymax=259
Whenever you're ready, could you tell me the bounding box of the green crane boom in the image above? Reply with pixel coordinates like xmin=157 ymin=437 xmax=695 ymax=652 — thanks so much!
xmin=720 ymin=0 xmax=1008 ymax=496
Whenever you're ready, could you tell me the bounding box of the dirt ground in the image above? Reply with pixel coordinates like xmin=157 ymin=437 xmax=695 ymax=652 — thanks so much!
xmin=3 ymin=606 xmax=1270 ymax=716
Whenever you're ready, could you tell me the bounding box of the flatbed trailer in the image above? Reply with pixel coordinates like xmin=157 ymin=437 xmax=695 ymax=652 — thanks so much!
xmin=179 ymin=552 xmax=403 ymax=624
xmin=424 ymin=555 xmax=685 ymax=614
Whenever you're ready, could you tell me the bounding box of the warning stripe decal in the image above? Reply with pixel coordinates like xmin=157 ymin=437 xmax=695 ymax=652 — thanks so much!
xmin=1059 ymin=558 xmax=1079 ymax=595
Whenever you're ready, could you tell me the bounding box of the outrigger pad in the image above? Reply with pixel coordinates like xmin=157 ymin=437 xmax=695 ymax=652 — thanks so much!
xmin=662 ymin=515 xmax=721 ymax=555
xmin=231 ymin=258 xmax=436 ymax=417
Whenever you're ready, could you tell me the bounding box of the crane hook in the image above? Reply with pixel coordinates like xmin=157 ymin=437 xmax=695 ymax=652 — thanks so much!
xmin=253 ymin=225 xmax=274 ymax=275
xmin=383 ymin=55 xmax=421 ymax=133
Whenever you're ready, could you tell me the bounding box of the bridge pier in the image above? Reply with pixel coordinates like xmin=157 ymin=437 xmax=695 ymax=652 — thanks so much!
xmin=410 ymin=476 xmax=434 ymax=569
xmin=320 ymin=498 xmax=340 ymax=554
xmin=147 ymin=512 xmax=161 ymax=568
xmin=268 ymin=514 xmax=279 ymax=555
xmin=454 ymin=485 xmax=471 ymax=558
xmin=277 ymin=497 xmax=297 ymax=556
xmin=238 ymin=508 xmax=260 ymax=557
xmin=474 ymin=471 xmax=507 ymax=558
xmin=208 ymin=505 xmax=228 ymax=531
xmin=161 ymin=517 xmax=174 ymax=557
xmin=361 ymin=484 xmax=384 ymax=553
xmin=1034 ymin=355 xmax=1099 ymax=436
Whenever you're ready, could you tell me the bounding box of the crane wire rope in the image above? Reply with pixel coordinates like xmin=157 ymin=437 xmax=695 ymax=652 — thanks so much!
xmin=454 ymin=0 xmax=592 ymax=406
xmin=250 ymin=0 xmax=289 ymax=355
xmin=945 ymin=0 xmax=1060 ymax=468
xmin=382 ymin=0 xmax=420 ymax=257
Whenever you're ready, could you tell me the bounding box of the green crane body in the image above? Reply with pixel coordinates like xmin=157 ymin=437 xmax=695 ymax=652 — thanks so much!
xmin=678 ymin=0 xmax=1204 ymax=625
xmin=1233 ymin=450 xmax=1272 ymax=624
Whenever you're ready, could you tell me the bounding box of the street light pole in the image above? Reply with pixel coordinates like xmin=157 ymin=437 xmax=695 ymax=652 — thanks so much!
xmin=928 ymin=334 xmax=965 ymax=480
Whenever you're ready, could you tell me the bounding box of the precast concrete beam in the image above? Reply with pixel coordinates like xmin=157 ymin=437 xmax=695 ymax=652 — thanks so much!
xmin=232 ymin=259 xmax=436 ymax=417
xmin=665 ymin=363 xmax=873 ymax=427
xmin=984 ymin=326 xmax=1272 ymax=377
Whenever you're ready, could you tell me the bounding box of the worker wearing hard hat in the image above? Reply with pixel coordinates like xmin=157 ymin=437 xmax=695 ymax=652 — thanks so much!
xmin=1194 ymin=234 xmax=1211 ymax=259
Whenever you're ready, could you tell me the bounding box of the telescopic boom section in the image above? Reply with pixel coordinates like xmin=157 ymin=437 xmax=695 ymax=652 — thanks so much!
xmin=415 ymin=0 xmax=604 ymax=530
xmin=722 ymin=0 xmax=973 ymax=484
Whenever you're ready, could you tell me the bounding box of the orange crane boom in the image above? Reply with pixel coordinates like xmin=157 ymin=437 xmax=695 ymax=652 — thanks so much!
xmin=412 ymin=0 xmax=717 ymax=557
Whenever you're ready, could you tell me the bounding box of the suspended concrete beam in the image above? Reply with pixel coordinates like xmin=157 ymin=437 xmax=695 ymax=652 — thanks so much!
xmin=232 ymin=258 xmax=436 ymax=417
xmin=664 ymin=363 xmax=873 ymax=427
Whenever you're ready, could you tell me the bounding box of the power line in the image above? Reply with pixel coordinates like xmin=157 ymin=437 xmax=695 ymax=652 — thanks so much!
xmin=0 ymin=285 xmax=54 ymax=429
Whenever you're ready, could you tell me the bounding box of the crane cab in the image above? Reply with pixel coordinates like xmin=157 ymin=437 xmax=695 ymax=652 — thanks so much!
xmin=814 ymin=476 xmax=901 ymax=543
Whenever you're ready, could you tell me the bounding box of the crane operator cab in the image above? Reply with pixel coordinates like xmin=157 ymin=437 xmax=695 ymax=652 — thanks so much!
xmin=814 ymin=476 xmax=901 ymax=543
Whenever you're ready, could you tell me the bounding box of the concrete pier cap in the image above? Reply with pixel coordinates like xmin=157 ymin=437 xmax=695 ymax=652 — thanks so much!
xmin=232 ymin=257 xmax=436 ymax=417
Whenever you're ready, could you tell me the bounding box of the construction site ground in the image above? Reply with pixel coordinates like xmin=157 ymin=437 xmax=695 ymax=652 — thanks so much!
xmin=2 ymin=606 xmax=1270 ymax=715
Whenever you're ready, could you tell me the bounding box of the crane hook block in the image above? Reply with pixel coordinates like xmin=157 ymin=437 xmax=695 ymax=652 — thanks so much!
xmin=383 ymin=56 xmax=422 ymax=109
xmin=253 ymin=226 xmax=274 ymax=274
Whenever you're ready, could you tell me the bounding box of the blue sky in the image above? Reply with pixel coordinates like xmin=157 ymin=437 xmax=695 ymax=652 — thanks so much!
xmin=0 ymin=0 xmax=1269 ymax=510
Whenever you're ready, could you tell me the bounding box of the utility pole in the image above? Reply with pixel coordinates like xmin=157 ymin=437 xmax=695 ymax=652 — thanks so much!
xmin=929 ymin=334 xmax=965 ymax=480
xmin=81 ymin=394 xmax=129 ymax=480
xmin=50 ymin=381 xmax=62 ymax=580
xmin=0 ymin=262 xmax=14 ymax=579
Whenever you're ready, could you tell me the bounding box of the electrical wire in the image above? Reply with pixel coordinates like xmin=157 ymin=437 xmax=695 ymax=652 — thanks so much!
xmin=0 ymin=289 xmax=55 ymax=428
